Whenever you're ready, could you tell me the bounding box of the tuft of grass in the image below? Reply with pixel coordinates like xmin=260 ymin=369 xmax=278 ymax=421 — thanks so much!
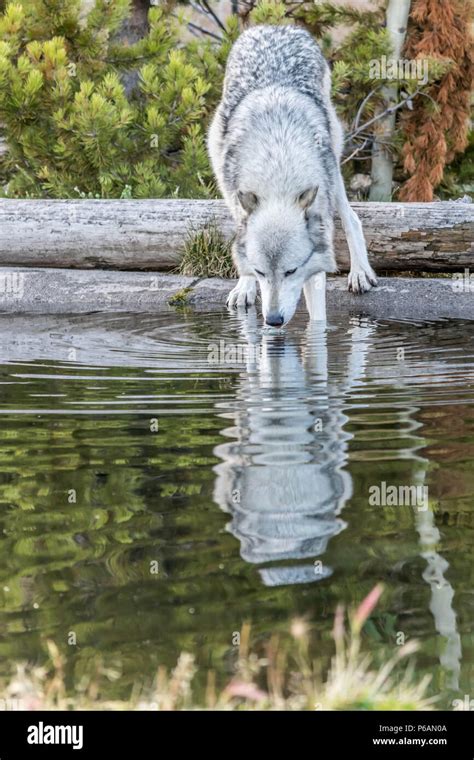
xmin=168 ymin=286 xmax=194 ymax=307
xmin=178 ymin=222 xmax=236 ymax=279
xmin=1 ymin=587 xmax=435 ymax=711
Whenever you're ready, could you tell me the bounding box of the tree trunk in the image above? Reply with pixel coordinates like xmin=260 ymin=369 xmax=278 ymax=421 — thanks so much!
xmin=369 ymin=0 xmax=412 ymax=201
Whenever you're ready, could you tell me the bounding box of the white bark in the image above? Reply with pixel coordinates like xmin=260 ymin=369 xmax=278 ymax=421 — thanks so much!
xmin=369 ymin=0 xmax=412 ymax=201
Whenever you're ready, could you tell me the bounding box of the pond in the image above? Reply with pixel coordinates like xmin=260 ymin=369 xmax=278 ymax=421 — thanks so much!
xmin=0 ymin=309 xmax=473 ymax=708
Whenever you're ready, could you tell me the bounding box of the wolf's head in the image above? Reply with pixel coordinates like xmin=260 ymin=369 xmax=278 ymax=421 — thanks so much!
xmin=236 ymin=188 xmax=337 ymax=326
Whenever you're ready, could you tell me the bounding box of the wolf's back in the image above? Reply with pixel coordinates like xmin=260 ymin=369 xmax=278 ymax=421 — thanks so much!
xmin=222 ymin=25 xmax=329 ymax=122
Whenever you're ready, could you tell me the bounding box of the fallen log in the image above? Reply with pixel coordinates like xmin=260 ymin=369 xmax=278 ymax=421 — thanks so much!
xmin=0 ymin=199 xmax=472 ymax=271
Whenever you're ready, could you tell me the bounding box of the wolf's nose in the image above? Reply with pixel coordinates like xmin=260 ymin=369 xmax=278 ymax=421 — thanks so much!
xmin=265 ymin=312 xmax=284 ymax=327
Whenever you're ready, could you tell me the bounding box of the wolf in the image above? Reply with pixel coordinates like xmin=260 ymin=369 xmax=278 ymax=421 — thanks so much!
xmin=208 ymin=24 xmax=377 ymax=327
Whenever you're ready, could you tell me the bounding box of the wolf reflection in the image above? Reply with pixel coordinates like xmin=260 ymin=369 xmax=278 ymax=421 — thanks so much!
xmin=211 ymin=313 xmax=462 ymax=688
xmin=212 ymin=315 xmax=372 ymax=587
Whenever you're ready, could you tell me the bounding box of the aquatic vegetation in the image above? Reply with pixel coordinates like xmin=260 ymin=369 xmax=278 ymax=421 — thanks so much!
xmin=168 ymin=286 xmax=194 ymax=307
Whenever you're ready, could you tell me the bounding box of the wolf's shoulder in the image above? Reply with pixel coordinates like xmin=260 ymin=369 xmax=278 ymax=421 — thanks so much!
xmin=222 ymin=24 xmax=328 ymax=119
xmin=233 ymin=24 xmax=315 ymax=47
xmin=229 ymin=24 xmax=321 ymax=61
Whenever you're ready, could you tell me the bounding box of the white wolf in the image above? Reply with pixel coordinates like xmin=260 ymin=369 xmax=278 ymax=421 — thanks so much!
xmin=208 ymin=24 xmax=377 ymax=327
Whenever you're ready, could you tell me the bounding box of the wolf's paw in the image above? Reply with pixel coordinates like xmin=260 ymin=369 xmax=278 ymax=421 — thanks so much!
xmin=348 ymin=266 xmax=378 ymax=294
xmin=226 ymin=276 xmax=257 ymax=310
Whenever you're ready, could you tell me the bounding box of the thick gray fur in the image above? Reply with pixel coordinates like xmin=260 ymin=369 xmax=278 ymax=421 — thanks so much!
xmin=208 ymin=25 xmax=377 ymax=325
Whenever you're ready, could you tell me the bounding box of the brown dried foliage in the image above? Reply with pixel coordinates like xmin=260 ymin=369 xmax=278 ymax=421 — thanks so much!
xmin=399 ymin=0 xmax=473 ymax=201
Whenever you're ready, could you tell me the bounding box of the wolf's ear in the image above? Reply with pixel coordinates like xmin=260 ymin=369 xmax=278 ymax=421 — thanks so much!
xmin=298 ymin=187 xmax=318 ymax=211
xmin=238 ymin=190 xmax=258 ymax=214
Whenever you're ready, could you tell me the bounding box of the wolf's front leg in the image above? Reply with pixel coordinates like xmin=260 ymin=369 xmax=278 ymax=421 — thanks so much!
xmin=227 ymin=275 xmax=257 ymax=310
xmin=304 ymin=272 xmax=327 ymax=321
xmin=335 ymin=173 xmax=377 ymax=294
xmin=226 ymin=228 xmax=258 ymax=310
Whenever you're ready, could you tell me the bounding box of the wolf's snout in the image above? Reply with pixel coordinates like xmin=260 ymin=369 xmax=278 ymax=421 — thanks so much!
xmin=265 ymin=312 xmax=285 ymax=328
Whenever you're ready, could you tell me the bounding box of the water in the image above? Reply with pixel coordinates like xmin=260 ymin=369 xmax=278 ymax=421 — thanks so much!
xmin=0 ymin=310 xmax=473 ymax=707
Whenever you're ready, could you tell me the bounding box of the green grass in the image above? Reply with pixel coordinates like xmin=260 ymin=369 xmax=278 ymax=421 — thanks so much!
xmin=178 ymin=222 xmax=236 ymax=279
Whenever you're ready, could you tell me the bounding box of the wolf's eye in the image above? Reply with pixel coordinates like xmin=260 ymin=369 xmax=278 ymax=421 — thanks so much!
xmin=255 ymin=269 xmax=265 ymax=277
xmin=284 ymin=268 xmax=297 ymax=277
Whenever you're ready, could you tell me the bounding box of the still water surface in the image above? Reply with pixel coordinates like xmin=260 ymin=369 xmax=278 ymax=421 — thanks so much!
xmin=0 ymin=311 xmax=472 ymax=706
